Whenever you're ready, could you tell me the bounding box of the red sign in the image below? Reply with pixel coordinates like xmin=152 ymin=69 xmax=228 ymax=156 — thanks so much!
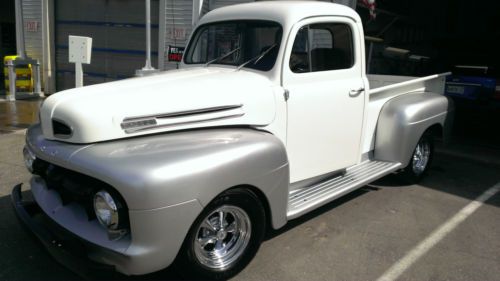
xmin=26 ymin=21 xmax=39 ymax=32
xmin=168 ymin=46 xmax=185 ymax=62
xmin=168 ymin=28 xmax=186 ymax=40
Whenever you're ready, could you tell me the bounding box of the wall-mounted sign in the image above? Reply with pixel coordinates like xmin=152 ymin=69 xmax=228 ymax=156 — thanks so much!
xmin=167 ymin=27 xmax=186 ymax=40
xmin=26 ymin=21 xmax=39 ymax=32
xmin=168 ymin=45 xmax=185 ymax=62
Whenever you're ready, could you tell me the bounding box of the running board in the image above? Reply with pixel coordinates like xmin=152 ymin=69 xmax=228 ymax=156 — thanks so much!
xmin=287 ymin=160 xmax=402 ymax=219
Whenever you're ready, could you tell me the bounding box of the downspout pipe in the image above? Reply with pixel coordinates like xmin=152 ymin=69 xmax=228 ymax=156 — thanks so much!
xmin=15 ymin=0 xmax=27 ymax=59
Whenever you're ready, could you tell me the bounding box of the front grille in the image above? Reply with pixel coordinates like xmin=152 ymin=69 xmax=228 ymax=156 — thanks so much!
xmin=33 ymin=158 xmax=128 ymax=226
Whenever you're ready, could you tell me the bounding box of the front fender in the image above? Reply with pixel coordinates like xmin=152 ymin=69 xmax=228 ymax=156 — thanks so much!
xmin=27 ymin=125 xmax=290 ymax=229
xmin=374 ymin=92 xmax=454 ymax=166
xmin=26 ymin=125 xmax=289 ymax=274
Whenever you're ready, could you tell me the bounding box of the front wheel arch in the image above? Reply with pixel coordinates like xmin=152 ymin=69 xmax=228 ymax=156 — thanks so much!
xmin=175 ymin=187 xmax=267 ymax=280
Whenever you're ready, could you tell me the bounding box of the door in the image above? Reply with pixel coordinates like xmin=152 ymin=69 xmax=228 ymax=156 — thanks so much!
xmin=283 ymin=17 xmax=365 ymax=183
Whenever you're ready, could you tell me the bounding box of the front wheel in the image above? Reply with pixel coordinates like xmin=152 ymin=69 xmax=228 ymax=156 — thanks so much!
xmin=401 ymin=132 xmax=434 ymax=183
xmin=176 ymin=188 xmax=265 ymax=280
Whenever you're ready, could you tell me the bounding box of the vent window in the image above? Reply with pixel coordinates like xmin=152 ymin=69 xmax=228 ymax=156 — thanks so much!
xmin=52 ymin=120 xmax=72 ymax=137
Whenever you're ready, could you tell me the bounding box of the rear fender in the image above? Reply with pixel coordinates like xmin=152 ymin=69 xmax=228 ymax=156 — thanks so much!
xmin=374 ymin=92 xmax=454 ymax=166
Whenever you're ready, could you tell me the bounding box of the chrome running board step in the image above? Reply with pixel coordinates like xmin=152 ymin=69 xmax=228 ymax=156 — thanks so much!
xmin=287 ymin=160 xmax=402 ymax=219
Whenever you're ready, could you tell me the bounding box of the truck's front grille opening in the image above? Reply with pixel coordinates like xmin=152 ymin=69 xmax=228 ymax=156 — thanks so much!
xmin=52 ymin=120 xmax=72 ymax=137
xmin=33 ymin=158 xmax=129 ymax=228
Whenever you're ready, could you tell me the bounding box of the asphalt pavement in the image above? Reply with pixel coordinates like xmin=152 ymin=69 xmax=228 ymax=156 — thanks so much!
xmin=0 ymin=100 xmax=499 ymax=281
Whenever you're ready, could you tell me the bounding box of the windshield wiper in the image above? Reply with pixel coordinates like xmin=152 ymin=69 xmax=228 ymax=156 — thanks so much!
xmin=237 ymin=44 xmax=278 ymax=70
xmin=205 ymin=47 xmax=241 ymax=67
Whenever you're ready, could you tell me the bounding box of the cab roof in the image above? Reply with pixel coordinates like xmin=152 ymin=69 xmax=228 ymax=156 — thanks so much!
xmin=198 ymin=1 xmax=361 ymax=27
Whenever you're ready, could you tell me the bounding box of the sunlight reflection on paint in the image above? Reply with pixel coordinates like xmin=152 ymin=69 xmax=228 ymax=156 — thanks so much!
xmin=151 ymin=143 xmax=267 ymax=181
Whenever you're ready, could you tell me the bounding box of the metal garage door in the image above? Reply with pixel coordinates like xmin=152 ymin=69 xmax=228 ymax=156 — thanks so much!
xmin=55 ymin=0 xmax=159 ymax=91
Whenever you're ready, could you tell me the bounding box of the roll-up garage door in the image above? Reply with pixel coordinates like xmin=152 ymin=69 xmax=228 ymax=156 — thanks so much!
xmin=55 ymin=0 xmax=159 ymax=91
xmin=208 ymin=0 xmax=252 ymax=11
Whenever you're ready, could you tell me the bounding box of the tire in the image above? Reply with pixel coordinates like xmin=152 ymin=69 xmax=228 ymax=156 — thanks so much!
xmin=401 ymin=131 xmax=434 ymax=183
xmin=176 ymin=188 xmax=266 ymax=280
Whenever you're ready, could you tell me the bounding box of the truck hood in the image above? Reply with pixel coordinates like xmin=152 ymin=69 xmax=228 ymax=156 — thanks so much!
xmin=40 ymin=67 xmax=277 ymax=143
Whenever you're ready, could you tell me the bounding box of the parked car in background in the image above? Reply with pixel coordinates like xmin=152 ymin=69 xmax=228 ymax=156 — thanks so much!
xmin=445 ymin=65 xmax=498 ymax=105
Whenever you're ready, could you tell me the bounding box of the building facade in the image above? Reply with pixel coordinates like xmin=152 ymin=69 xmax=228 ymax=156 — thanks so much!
xmin=17 ymin=0 xmax=356 ymax=94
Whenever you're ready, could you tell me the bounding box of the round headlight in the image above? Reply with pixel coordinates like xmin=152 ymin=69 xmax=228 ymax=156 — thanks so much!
xmin=93 ymin=190 xmax=119 ymax=229
xmin=23 ymin=146 xmax=36 ymax=173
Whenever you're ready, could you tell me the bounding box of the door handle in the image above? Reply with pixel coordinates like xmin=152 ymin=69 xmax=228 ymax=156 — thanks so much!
xmin=349 ymin=87 xmax=365 ymax=97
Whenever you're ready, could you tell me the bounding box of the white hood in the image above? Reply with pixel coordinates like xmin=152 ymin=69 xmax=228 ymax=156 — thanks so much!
xmin=40 ymin=67 xmax=277 ymax=143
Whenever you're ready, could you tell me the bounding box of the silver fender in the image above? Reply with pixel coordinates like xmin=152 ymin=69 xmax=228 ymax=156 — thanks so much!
xmin=26 ymin=125 xmax=289 ymax=274
xmin=26 ymin=125 xmax=290 ymax=228
xmin=374 ymin=92 xmax=454 ymax=166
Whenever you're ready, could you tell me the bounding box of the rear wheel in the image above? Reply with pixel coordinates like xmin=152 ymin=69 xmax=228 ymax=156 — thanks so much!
xmin=176 ymin=188 xmax=265 ymax=280
xmin=402 ymin=132 xmax=434 ymax=183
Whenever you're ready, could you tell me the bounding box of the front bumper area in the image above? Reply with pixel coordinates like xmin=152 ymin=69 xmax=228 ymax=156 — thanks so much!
xmin=12 ymin=180 xmax=205 ymax=276
xmin=11 ymin=184 xmax=116 ymax=278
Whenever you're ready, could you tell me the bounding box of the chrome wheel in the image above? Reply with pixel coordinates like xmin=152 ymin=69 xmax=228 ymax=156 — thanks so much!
xmin=193 ymin=205 xmax=252 ymax=270
xmin=412 ymin=138 xmax=431 ymax=175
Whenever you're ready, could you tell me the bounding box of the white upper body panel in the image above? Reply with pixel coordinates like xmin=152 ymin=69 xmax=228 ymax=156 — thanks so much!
xmin=41 ymin=1 xmax=362 ymax=144
xmin=40 ymin=67 xmax=277 ymax=143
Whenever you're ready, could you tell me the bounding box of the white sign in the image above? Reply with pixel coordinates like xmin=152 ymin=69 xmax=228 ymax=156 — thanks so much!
xmin=69 ymin=35 xmax=93 ymax=88
xmin=168 ymin=27 xmax=186 ymax=40
xmin=26 ymin=21 xmax=39 ymax=32
xmin=69 ymin=35 xmax=92 ymax=64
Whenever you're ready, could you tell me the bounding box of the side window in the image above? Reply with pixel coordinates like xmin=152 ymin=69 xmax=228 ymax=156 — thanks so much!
xmin=290 ymin=22 xmax=354 ymax=73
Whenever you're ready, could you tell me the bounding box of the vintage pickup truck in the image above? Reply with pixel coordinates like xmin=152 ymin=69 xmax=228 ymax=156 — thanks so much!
xmin=12 ymin=1 xmax=453 ymax=279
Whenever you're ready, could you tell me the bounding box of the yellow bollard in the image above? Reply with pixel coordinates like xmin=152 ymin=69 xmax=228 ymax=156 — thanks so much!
xmin=3 ymin=55 xmax=33 ymax=98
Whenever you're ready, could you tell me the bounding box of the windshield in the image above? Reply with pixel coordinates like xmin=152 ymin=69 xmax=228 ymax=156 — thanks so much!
xmin=184 ymin=20 xmax=283 ymax=71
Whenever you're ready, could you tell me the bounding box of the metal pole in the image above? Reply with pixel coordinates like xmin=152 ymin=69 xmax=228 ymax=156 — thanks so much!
xmin=7 ymin=60 xmax=17 ymax=101
xmin=144 ymin=0 xmax=153 ymax=70
xmin=192 ymin=0 xmax=204 ymax=26
xmin=75 ymin=62 xmax=83 ymax=87
xmin=136 ymin=0 xmax=157 ymax=76
xmin=32 ymin=61 xmax=42 ymax=94
xmin=14 ymin=0 xmax=27 ymax=59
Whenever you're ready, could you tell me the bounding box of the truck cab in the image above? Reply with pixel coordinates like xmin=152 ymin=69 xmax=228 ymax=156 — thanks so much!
xmin=181 ymin=3 xmax=368 ymax=183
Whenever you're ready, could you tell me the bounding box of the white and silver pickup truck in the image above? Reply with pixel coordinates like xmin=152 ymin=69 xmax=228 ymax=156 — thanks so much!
xmin=12 ymin=1 xmax=453 ymax=279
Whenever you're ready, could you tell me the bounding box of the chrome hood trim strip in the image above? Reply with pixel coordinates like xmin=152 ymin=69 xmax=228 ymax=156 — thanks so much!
xmin=122 ymin=104 xmax=243 ymax=122
xmin=121 ymin=104 xmax=245 ymax=134
xmin=123 ymin=113 xmax=245 ymax=134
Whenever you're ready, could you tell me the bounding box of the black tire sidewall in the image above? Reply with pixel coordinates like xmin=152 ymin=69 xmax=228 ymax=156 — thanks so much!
xmin=176 ymin=188 xmax=266 ymax=280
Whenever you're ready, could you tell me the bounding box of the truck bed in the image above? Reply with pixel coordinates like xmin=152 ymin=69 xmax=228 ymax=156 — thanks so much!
xmin=362 ymin=73 xmax=451 ymax=153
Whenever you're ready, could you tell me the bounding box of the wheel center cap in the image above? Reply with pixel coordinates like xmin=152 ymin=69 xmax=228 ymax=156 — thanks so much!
xmin=217 ymin=230 xmax=226 ymax=240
